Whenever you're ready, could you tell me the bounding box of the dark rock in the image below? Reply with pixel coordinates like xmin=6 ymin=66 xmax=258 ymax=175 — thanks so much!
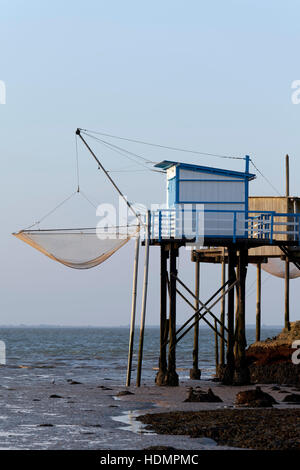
xmin=49 ymin=394 xmax=64 ymax=399
xmin=189 ymin=368 xmax=201 ymax=380
xmin=244 ymin=322 xmax=300 ymax=386
xmin=164 ymin=371 xmax=179 ymax=387
xmin=116 ymin=390 xmax=134 ymax=397
xmin=282 ymin=393 xmax=300 ymax=403
xmin=185 ymin=387 xmax=222 ymax=403
xmin=271 ymin=386 xmax=280 ymax=391
xmin=235 ymin=386 xmax=277 ymax=407
xmin=39 ymin=424 xmax=54 ymax=427
xmin=67 ymin=379 xmax=82 ymax=385
xmin=97 ymin=385 xmax=113 ymax=391
xmin=249 ymin=363 xmax=300 ymax=386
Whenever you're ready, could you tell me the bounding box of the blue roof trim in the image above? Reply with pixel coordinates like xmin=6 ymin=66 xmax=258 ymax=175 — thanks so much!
xmin=154 ymin=160 xmax=256 ymax=181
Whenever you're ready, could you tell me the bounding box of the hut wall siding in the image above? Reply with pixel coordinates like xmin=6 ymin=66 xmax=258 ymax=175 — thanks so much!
xmin=248 ymin=197 xmax=300 ymax=257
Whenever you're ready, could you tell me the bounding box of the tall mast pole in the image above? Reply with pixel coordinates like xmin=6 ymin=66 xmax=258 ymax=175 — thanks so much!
xmin=285 ymin=154 xmax=290 ymax=330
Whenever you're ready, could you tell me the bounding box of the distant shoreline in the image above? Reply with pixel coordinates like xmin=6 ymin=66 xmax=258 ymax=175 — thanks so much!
xmin=0 ymin=324 xmax=283 ymax=329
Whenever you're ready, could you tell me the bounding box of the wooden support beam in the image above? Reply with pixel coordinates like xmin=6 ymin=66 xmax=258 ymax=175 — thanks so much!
xmin=215 ymin=319 xmax=219 ymax=368
xmin=224 ymin=246 xmax=236 ymax=384
xmin=156 ymin=245 xmax=169 ymax=386
xmin=220 ymin=250 xmax=226 ymax=365
xmin=256 ymin=263 xmax=261 ymax=342
xmin=234 ymin=264 xmax=240 ymax=358
xmin=126 ymin=229 xmax=140 ymax=386
xmin=165 ymin=244 xmax=179 ymax=386
xmin=173 ymin=274 xmax=232 ymax=332
xmin=190 ymin=259 xmax=201 ymax=379
xmin=174 ymin=287 xmax=228 ymax=346
xmin=285 ymin=258 xmax=290 ymax=330
xmin=285 ymin=154 xmax=291 ymax=331
xmin=136 ymin=211 xmax=150 ymax=387
xmin=234 ymin=247 xmax=250 ymax=385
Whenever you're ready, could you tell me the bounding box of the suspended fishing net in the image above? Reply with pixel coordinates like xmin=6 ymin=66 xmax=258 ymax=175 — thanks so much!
xmin=261 ymin=257 xmax=300 ymax=279
xmin=13 ymin=226 xmax=139 ymax=270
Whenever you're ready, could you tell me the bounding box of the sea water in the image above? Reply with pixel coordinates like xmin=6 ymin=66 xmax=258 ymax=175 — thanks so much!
xmin=0 ymin=326 xmax=281 ymax=385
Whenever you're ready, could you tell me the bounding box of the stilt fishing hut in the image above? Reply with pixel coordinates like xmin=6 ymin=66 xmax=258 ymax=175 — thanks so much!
xmin=148 ymin=156 xmax=300 ymax=386
xmin=13 ymin=129 xmax=300 ymax=388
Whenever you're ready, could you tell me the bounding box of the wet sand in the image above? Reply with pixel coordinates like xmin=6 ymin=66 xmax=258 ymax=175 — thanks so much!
xmin=0 ymin=368 xmax=299 ymax=450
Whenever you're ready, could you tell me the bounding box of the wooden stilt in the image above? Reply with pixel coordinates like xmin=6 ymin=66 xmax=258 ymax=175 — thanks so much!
xmin=156 ymin=245 xmax=169 ymax=386
xmin=214 ymin=319 xmax=219 ymax=368
xmin=234 ymin=247 xmax=250 ymax=385
xmin=136 ymin=211 xmax=150 ymax=387
xmin=285 ymin=257 xmax=290 ymax=330
xmin=234 ymin=264 xmax=240 ymax=357
xmin=285 ymin=154 xmax=291 ymax=331
xmin=256 ymin=263 xmax=261 ymax=342
xmin=165 ymin=244 xmax=179 ymax=386
xmin=126 ymin=228 xmax=140 ymax=386
xmin=220 ymin=249 xmax=226 ymax=365
xmin=224 ymin=246 xmax=236 ymax=384
xmin=190 ymin=259 xmax=201 ymax=379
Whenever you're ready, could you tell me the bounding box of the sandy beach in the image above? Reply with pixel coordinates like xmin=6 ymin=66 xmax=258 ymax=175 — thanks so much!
xmin=0 ymin=366 xmax=299 ymax=450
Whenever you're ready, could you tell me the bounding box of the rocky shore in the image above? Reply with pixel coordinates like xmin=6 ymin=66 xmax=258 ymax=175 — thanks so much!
xmin=246 ymin=321 xmax=300 ymax=385
xmin=137 ymin=409 xmax=300 ymax=450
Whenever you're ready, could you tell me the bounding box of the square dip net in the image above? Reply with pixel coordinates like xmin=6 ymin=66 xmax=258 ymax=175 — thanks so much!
xmin=13 ymin=227 xmax=138 ymax=270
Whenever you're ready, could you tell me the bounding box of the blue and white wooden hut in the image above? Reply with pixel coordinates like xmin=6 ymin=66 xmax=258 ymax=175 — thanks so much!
xmin=152 ymin=156 xmax=256 ymax=241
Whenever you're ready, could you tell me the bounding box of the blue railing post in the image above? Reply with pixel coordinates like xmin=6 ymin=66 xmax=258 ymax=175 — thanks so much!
xmin=233 ymin=212 xmax=237 ymax=243
xmin=270 ymin=213 xmax=274 ymax=243
xmin=158 ymin=210 xmax=162 ymax=241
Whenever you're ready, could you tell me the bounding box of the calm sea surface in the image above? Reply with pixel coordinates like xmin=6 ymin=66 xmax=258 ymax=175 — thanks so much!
xmin=0 ymin=326 xmax=281 ymax=385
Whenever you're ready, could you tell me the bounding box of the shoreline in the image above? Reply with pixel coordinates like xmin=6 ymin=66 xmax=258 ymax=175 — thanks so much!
xmin=0 ymin=366 xmax=299 ymax=450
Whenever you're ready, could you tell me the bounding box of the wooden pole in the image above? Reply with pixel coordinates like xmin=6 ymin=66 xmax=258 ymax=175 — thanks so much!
xmin=136 ymin=211 xmax=150 ymax=387
xmin=190 ymin=258 xmax=201 ymax=379
xmin=234 ymin=264 xmax=240 ymax=357
xmin=214 ymin=319 xmax=219 ymax=368
xmin=166 ymin=244 xmax=179 ymax=386
xmin=256 ymin=263 xmax=261 ymax=342
xmin=285 ymin=258 xmax=290 ymax=330
xmin=156 ymin=245 xmax=168 ymax=386
xmin=285 ymin=154 xmax=290 ymax=331
xmin=286 ymin=154 xmax=290 ymax=198
xmin=220 ymin=249 xmax=226 ymax=365
xmin=225 ymin=246 xmax=236 ymax=384
xmin=234 ymin=247 xmax=250 ymax=385
xmin=126 ymin=228 xmax=140 ymax=387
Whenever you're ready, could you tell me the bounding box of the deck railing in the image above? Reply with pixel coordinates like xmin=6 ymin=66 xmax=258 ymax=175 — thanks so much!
xmin=148 ymin=208 xmax=300 ymax=244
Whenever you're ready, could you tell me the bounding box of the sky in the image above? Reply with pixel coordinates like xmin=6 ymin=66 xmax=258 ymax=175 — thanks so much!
xmin=1 ymin=0 xmax=300 ymax=326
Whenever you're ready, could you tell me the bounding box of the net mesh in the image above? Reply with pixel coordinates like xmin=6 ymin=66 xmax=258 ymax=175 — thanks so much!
xmin=261 ymin=257 xmax=300 ymax=279
xmin=13 ymin=227 xmax=138 ymax=269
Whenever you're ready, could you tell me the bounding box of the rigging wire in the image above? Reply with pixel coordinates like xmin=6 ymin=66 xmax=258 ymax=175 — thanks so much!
xmin=79 ymin=128 xmax=244 ymax=160
xmin=24 ymin=190 xmax=79 ymax=230
xmin=83 ymin=133 xmax=156 ymax=164
xmin=246 ymin=271 xmax=272 ymax=299
xmin=250 ymin=159 xmax=282 ymax=197
xmin=81 ymin=131 xmax=164 ymax=173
